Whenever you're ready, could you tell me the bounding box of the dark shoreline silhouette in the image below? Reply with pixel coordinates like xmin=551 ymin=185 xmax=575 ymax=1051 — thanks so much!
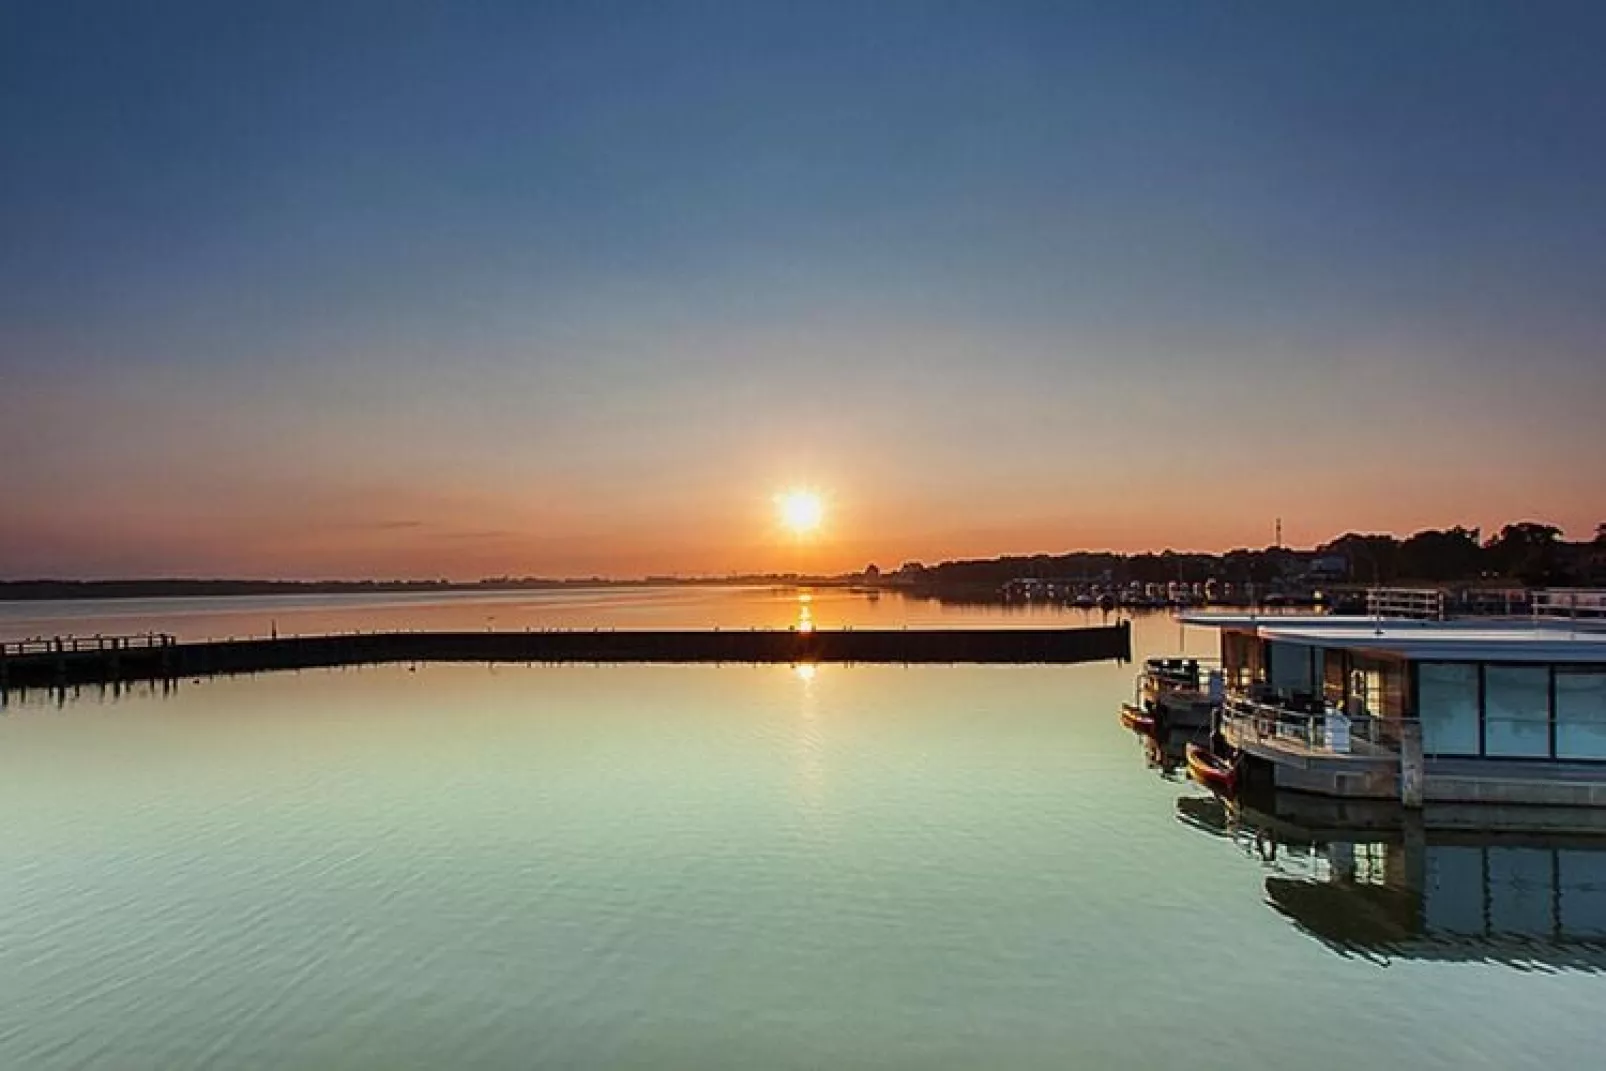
xmin=3 ymin=520 xmax=1600 ymax=603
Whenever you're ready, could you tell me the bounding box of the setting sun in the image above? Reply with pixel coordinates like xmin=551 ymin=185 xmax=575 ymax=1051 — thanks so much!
xmin=777 ymin=489 xmax=824 ymax=535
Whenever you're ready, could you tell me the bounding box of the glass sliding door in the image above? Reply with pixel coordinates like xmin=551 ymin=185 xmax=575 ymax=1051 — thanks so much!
xmin=1322 ymin=648 xmax=1347 ymax=706
xmin=1483 ymin=665 xmax=1551 ymax=758
xmin=1223 ymin=631 xmax=1260 ymax=691
xmin=1352 ymin=654 xmax=1408 ymax=719
xmin=1267 ymin=641 xmax=1314 ymax=695
xmin=1418 ymin=662 xmax=1480 ymax=756
xmin=1556 ymin=671 xmax=1606 ymax=761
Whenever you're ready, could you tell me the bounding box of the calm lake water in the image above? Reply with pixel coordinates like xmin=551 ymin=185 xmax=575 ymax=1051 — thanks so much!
xmin=0 ymin=585 xmax=1115 ymax=642
xmin=2 ymin=592 xmax=1604 ymax=1069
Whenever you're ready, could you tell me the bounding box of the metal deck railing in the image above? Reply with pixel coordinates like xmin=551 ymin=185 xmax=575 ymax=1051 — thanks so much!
xmin=1220 ymin=694 xmax=1401 ymax=757
xmin=1533 ymin=589 xmax=1606 ymax=621
xmin=1365 ymin=588 xmax=1446 ymax=621
xmin=1141 ymin=656 xmax=1222 ymax=691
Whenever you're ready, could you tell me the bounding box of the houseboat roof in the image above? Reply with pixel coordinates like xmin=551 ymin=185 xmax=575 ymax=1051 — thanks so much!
xmin=1180 ymin=613 xmax=1606 ymax=663
xmin=1180 ymin=613 xmax=1412 ymax=629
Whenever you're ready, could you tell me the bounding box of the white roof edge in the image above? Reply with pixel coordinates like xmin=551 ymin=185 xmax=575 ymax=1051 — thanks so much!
xmin=1180 ymin=613 xmax=1382 ymax=629
xmin=1180 ymin=613 xmax=1606 ymax=662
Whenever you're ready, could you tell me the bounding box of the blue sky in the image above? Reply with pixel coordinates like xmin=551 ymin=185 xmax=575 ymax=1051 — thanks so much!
xmin=3 ymin=2 xmax=1603 ymax=577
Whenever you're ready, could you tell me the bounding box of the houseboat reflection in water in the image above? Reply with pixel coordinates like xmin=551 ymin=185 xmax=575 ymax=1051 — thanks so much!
xmin=1126 ymin=709 xmax=1229 ymax=793
xmin=1141 ymin=729 xmax=1190 ymax=780
xmin=1176 ymin=791 xmax=1606 ymax=970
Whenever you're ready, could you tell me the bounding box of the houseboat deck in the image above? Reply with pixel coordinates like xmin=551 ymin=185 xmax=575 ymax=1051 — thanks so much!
xmin=1424 ymin=758 xmax=1606 ymax=807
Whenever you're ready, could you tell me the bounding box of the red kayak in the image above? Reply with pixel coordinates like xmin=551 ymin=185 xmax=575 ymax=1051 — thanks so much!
xmin=1186 ymin=743 xmax=1237 ymax=795
xmin=1120 ymin=703 xmax=1156 ymax=734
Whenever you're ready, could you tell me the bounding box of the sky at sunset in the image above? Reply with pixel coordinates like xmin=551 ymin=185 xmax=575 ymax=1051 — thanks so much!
xmin=3 ymin=1 xmax=1603 ymax=579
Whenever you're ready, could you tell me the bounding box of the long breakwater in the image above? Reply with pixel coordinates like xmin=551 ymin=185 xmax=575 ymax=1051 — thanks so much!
xmin=0 ymin=623 xmax=1131 ymax=688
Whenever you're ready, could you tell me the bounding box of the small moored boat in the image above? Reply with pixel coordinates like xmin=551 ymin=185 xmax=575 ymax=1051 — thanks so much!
xmin=1186 ymin=743 xmax=1237 ymax=795
xmin=1120 ymin=703 xmax=1156 ymax=734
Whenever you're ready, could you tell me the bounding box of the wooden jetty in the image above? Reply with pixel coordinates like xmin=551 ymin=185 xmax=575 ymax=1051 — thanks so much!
xmin=0 ymin=623 xmax=1130 ymax=689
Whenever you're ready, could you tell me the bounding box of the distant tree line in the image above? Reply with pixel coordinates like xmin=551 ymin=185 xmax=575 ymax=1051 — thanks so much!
xmin=5 ymin=521 xmax=1602 ymax=602
xmin=887 ymin=521 xmax=1606 ymax=590
xmin=1317 ymin=522 xmax=1600 ymax=587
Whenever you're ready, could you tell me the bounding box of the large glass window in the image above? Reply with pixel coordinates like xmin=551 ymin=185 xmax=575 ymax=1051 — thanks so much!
xmin=1556 ymin=671 xmax=1606 ymax=761
xmin=1267 ymin=641 xmax=1314 ymax=694
xmin=1350 ymin=666 xmax=1383 ymax=719
xmin=1484 ymin=666 xmax=1551 ymax=758
xmin=1352 ymin=655 xmax=1408 ymax=718
xmin=1322 ymin=649 xmax=1347 ymax=705
xmin=1418 ymin=662 xmax=1480 ymax=755
xmin=1223 ymin=631 xmax=1260 ymax=690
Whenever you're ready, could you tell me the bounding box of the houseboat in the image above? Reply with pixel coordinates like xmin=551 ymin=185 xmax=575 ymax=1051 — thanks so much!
xmin=1132 ymin=655 xmax=1224 ymax=731
xmin=1176 ymin=590 xmax=1606 ymax=807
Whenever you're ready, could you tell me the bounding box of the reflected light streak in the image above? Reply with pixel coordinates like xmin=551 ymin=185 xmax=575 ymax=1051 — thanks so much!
xmin=790 ymin=662 xmax=824 ymax=817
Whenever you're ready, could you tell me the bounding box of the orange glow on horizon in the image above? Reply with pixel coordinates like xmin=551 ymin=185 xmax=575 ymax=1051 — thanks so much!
xmin=3 ymin=462 xmax=1599 ymax=580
